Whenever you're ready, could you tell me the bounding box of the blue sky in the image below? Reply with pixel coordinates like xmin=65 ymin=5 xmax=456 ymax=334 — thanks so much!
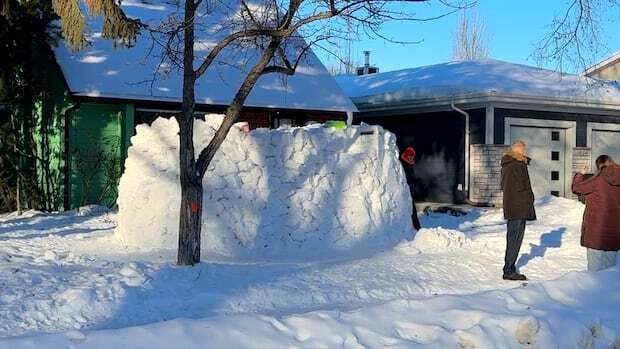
xmin=314 ymin=0 xmax=620 ymax=74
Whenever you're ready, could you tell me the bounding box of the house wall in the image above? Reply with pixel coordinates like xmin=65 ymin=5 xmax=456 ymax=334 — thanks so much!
xmin=587 ymin=61 xmax=620 ymax=80
xmin=470 ymin=144 xmax=508 ymax=206
xmin=31 ymin=63 xmax=138 ymax=211
xmin=466 ymin=108 xmax=620 ymax=205
xmin=469 ymin=145 xmax=593 ymax=206
xmin=468 ymin=109 xmax=487 ymax=145
xmin=32 ymin=63 xmax=74 ymax=211
xmin=133 ymin=105 xmax=345 ymax=129
xmin=572 ymin=147 xmax=592 ymax=196
xmin=493 ymin=108 xmax=620 ymax=147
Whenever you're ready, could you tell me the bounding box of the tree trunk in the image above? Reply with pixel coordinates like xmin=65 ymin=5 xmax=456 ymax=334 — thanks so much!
xmin=11 ymin=112 xmax=22 ymax=215
xmin=177 ymin=0 xmax=201 ymax=265
xmin=16 ymin=176 xmax=22 ymax=215
xmin=178 ymin=177 xmax=202 ymax=264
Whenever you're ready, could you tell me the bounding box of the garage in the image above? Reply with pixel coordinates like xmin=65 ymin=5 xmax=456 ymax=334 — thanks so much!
xmin=589 ymin=123 xmax=620 ymax=168
xmin=336 ymin=59 xmax=620 ymax=205
xmin=363 ymin=113 xmax=466 ymax=203
xmin=505 ymin=118 xmax=576 ymax=200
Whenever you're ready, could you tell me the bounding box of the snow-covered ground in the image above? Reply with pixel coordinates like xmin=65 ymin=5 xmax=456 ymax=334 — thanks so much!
xmin=1 ymin=197 xmax=619 ymax=348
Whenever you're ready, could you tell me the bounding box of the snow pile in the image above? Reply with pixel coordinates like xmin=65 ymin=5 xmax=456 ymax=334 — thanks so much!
xmin=410 ymin=227 xmax=473 ymax=253
xmin=115 ymin=116 xmax=412 ymax=259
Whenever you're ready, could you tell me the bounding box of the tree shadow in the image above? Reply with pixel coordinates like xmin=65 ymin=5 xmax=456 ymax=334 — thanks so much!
xmin=0 ymin=211 xmax=108 ymax=236
xmin=420 ymin=209 xmax=482 ymax=231
xmin=92 ymin=261 xmax=309 ymax=331
xmin=0 ymin=227 xmax=110 ymax=241
xmin=516 ymin=227 xmax=567 ymax=268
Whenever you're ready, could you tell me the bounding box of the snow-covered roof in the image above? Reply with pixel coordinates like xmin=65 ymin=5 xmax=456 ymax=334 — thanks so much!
xmin=53 ymin=0 xmax=357 ymax=113
xmin=335 ymin=59 xmax=620 ymax=109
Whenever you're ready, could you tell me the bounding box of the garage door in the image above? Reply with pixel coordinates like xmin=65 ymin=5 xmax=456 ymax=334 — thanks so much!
xmin=509 ymin=126 xmax=567 ymax=199
xmin=591 ymin=129 xmax=620 ymax=168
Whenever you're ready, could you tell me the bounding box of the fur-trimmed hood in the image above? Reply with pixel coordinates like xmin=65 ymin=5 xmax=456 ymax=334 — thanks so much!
xmin=601 ymin=164 xmax=620 ymax=186
xmin=501 ymin=150 xmax=531 ymax=166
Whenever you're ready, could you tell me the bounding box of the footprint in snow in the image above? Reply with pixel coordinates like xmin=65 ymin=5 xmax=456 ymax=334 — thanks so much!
xmin=119 ymin=263 xmax=147 ymax=287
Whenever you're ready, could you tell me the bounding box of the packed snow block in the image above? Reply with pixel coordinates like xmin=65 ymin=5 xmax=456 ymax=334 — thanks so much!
xmin=115 ymin=116 xmax=412 ymax=260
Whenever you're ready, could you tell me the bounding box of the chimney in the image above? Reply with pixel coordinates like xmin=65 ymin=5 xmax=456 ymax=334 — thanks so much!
xmin=357 ymin=51 xmax=379 ymax=76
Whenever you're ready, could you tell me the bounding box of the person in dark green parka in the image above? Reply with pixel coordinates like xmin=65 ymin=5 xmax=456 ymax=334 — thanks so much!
xmin=500 ymin=139 xmax=537 ymax=281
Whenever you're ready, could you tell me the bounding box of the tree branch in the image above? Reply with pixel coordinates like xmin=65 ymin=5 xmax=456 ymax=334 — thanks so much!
xmin=195 ymin=39 xmax=282 ymax=176
xmin=194 ymin=29 xmax=274 ymax=78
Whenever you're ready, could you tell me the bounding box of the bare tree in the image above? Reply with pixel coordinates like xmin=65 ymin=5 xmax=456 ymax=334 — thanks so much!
xmin=52 ymin=0 xmax=466 ymax=265
xmin=452 ymin=9 xmax=489 ymax=61
xmin=534 ymin=0 xmax=620 ymax=73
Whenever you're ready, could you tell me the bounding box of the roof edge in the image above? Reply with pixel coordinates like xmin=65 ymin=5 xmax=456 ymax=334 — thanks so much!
xmin=352 ymin=93 xmax=620 ymax=114
xmin=72 ymin=92 xmax=359 ymax=113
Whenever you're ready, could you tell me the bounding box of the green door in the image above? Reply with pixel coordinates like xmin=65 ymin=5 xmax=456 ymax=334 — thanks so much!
xmin=68 ymin=102 xmax=132 ymax=209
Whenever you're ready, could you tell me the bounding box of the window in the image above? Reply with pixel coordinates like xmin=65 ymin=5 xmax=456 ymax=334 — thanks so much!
xmin=551 ymin=131 xmax=560 ymax=141
xmin=551 ymin=171 xmax=560 ymax=181
xmin=551 ymin=151 xmax=560 ymax=161
xmin=550 ymin=191 xmax=560 ymax=197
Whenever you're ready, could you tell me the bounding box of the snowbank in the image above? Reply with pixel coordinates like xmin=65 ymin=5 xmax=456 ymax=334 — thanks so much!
xmin=115 ymin=116 xmax=412 ymax=259
xmin=6 ymin=267 xmax=620 ymax=349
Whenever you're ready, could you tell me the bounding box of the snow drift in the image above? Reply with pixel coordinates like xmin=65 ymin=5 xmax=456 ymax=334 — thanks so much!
xmin=115 ymin=116 xmax=412 ymax=259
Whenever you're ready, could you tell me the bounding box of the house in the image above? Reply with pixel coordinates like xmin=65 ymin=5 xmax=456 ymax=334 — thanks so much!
xmin=35 ymin=1 xmax=356 ymax=211
xmin=585 ymin=52 xmax=620 ymax=80
xmin=336 ymin=58 xmax=620 ymax=205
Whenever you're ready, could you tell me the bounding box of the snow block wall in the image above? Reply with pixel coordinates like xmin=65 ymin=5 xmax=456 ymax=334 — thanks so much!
xmin=115 ymin=116 xmax=412 ymax=260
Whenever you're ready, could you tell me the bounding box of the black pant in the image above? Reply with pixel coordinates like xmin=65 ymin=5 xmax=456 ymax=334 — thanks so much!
xmin=411 ymin=198 xmax=421 ymax=230
xmin=504 ymin=219 xmax=526 ymax=275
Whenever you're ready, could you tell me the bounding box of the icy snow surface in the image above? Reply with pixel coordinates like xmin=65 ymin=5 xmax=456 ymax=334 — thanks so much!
xmin=1 ymin=196 xmax=620 ymax=348
xmin=335 ymin=59 xmax=620 ymax=106
xmin=52 ymin=0 xmax=357 ymax=112
xmin=115 ymin=116 xmax=412 ymax=260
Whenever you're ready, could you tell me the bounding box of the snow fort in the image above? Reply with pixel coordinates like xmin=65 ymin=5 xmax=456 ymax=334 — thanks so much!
xmin=115 ymin=116 xmax=412 ymax=260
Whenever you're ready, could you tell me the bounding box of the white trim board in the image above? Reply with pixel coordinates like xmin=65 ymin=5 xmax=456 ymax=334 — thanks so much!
xmin=485 ymin=105 xmax=494 ymax=144
xmin=504 ymin=117 xmax=577 ymax=198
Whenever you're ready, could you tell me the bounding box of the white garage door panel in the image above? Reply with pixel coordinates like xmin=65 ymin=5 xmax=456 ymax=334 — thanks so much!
xmin=592 ymin=129 xmax=620 ymax=165
xmin=509 ymin=126 xmax=566 ymax=199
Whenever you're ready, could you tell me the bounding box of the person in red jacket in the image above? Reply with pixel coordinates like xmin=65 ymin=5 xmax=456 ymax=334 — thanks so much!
xmin=572 ymin=155 xmax=620 ymax=272
xmin=401 ymin=145 xmax=422 ymax=231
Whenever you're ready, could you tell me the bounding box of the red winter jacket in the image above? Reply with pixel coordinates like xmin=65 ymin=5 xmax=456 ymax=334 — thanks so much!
xmin=572 ymin=165 xmax=620 ymax=251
